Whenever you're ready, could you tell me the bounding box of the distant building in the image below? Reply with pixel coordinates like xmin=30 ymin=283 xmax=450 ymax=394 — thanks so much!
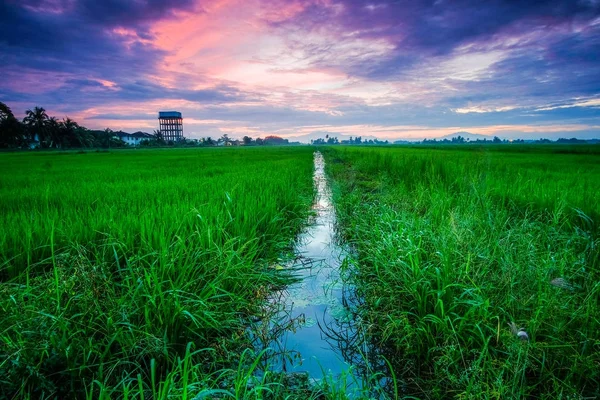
xmin=28 ymin=133 xmax=40 ymax=149
xmin=114 ymin=131 xmax=154 ymax=146
xmin=158 ymin=111 xmax=183 ymax=142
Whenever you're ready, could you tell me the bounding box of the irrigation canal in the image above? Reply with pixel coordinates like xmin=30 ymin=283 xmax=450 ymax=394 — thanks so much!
xmin=250 ymin=152 xmax=389 ymax=394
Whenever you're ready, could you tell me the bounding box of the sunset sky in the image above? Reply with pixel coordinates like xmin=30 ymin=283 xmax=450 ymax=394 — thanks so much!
xmin=1 ymin=0 xmax=600 ymax=141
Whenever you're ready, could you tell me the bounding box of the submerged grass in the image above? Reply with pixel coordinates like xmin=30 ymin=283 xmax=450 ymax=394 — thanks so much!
xmin=0 ymin=147 xmax=319 ymax=398
xmin=323 ymin=145 xmax=600 ymax=399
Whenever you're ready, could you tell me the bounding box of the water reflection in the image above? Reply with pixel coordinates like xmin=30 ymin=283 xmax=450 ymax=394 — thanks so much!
xmin=268 ymin=151 xmax=350 ymax=377
xmin=248 ymin=152 xmax=391 ymax=396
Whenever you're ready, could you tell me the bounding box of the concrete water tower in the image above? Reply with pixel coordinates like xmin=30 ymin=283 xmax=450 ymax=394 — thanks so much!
xmin=158 ymin=111 xmax=183 ymax=141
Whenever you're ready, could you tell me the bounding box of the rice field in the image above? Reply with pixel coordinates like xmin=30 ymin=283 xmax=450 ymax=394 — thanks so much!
xmin=0 ymin=147 xmax=317 ymax=398
xmin=2 ymin=144 xmax=599 ymax=399
xmin=322 ymin=145 xmax=600 ymax=399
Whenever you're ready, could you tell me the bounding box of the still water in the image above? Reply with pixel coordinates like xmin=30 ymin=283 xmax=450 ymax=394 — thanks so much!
xmin=249 ymin=152 xmax=376 ymax=383
xmin=248 ymin=152 xmax=392 ymax=399
xmin=247 ymin=152 xmax=394 ymax=396
xmin=271 ymin=151 xmax=354 ymax=377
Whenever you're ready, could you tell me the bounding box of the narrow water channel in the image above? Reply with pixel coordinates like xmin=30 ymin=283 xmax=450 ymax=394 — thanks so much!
xmin=271 ymin=151 xmax=353 ymax=377
xmin=248 ymin=152 xmax=371 ymax=387
xmin=247 ymin=152 xmax=394 ymax=396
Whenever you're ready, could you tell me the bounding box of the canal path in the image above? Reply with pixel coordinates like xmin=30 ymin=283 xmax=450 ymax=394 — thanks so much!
xmin=270 ymin=151 xmax=354 ymax=377
xmin=247 ymin=151 xmax=394 ymax=396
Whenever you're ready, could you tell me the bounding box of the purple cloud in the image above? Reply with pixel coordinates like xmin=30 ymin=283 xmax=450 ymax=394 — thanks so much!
xmin=0 ymin=0 xmax=599 ymax=140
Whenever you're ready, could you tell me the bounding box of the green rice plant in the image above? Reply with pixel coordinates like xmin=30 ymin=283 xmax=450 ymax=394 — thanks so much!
xmin=0 ymin=147 xmax=316 ymax=398
xmin=323 ymin=145 xmax=600 ymax=399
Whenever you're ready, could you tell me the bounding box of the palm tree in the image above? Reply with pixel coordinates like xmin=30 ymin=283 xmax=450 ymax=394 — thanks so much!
xmin=102 ymin=128 xmax=114 ymax=149
xmin=0 ymin=102 xmax=25 ymax=147
xmin=0 ymin=102 xmax=14 ymax=122
xmin=23 ymin=106 xmax=49 ymax=146
xmin=61 ymin=117 xmax=81 ymax=147
xmin=47 ymin=117 xmax=61 ymax=148
xmin=153 ymin=129 xmax=164 ymax=142
xmin=77 ymin=128 xmax=92 ymax=148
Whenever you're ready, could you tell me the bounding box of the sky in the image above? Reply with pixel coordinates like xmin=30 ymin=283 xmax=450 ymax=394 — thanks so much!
xmin=1 ymin=0 xmax=600 ymax=141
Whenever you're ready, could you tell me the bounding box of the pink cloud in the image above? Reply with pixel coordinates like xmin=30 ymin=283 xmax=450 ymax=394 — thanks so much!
xmin=3 ymin=0 xmax=599 ymax=141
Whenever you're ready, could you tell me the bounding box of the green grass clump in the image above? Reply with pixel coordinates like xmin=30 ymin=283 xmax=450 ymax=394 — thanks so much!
xmin=323 ymin=145 xmax=600 ymax=399
xmin=0 ymin=147 xmax=315 ymax=398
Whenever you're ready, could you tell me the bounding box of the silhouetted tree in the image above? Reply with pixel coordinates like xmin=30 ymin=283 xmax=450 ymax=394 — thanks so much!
xmin=99 ymin=128 xmax=113 ymax=149
xmin=23 ymin=106 xmax=49 ymax=146
xmin=60 ymin=117 xmax=88 ymax=148
xmin=47 ymin=117 xmax=63 ymax=148
xmin=0 ymin=102 xmax=25 ymax=148
xmin=219 ymin=134 xmax=230 ymax=145
xmin=264 ymin=135 xmax=289 ymax=145
xmin=150 ymin=129 xmax=165 ymax=145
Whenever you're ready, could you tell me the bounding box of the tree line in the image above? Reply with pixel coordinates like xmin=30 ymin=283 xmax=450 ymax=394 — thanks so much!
xmin=311 ymin=135 xmax=389 ymax=145
xmin=142 ymin=133 xmax=295 ymax=147
xmin=0 ymin=102 xmax=299 ymax=150
xmin=0 ymin=103 xmax=126 ymax=149
xmin=420 ymin=135 xmax=595 ymax=144
xmin=310 ymin=134 xmax=597 ymax=146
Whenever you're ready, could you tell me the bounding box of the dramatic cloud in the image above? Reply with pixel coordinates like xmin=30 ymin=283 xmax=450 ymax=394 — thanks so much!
xmin=1 ymin=0 xmax=599 ymax=140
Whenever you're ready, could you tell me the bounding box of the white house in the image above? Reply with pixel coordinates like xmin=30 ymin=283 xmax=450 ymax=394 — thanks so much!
xmin=114 ymin=131 xmax=154 ymax=146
